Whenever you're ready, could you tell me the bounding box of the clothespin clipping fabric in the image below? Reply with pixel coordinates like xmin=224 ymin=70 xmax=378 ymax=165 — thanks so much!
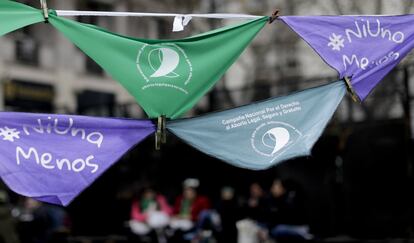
xmin=40 ymin=0 xmax=49 ymax=22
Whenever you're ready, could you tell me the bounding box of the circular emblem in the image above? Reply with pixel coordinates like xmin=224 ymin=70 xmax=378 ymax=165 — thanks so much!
xmin=136 ymin=43 xmax=193 ymax=94
xmin=251 ymin=121 xmax=302 ymax=157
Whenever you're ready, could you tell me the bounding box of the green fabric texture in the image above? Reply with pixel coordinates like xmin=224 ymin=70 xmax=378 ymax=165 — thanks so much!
xmin=0 ymin=0 xmax=44 ymax=36
xmin=48 ymin=13 xmax=268 ymax=118
xmin=180 ymin=199 xmax=193 ymax=217
xmin=140 ymin=198 xmax=156 ymax=211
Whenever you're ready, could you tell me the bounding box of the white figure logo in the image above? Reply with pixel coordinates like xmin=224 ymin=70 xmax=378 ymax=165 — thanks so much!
xmin=262 ymin=127 xmax=290 ymax=155
xmin=137 ymin=44 xmax=193 ymax=93
xmin=149 ymin=47 xmax=180 ymax=78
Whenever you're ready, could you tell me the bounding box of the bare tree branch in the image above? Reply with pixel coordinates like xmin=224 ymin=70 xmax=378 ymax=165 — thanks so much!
xmin=314 ymin=0 xmax=333 ymax=15
xmin=375 ymin=0 xmax=383 ymax=14
xmin=351 ymin=1 xmax=363 ymax=14
xmin=404 ymin=0 xmax=414 ymax=14
xmin=332 ymin=0 xmax=344 ymax=15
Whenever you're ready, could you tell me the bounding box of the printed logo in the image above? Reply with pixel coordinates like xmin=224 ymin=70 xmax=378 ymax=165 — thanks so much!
xmin=136 ymin=43 xmax=193 ymax=94
xmin=148 ymin=48 xmax=180 ymax=78
xmin=251 ymin=121 xmax=302 ymax=158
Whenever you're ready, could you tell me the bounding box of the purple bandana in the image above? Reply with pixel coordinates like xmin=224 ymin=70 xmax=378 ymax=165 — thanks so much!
xmin=281 ymin=15 xmax=414 ymax=100
xmin=0 ymin=112 xmax=155 ymax=206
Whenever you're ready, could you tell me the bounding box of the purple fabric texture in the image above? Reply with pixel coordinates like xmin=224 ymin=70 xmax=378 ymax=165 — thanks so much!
xmin=281 ymin=15 xmax=414 ymax=100
xmin=0 ymin=112 xmax=155 ymax=206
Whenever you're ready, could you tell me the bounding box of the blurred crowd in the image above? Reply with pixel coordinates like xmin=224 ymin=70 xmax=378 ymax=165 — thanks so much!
xmin=0 ymin=190 xmax=68 ymax=243
xmin=0 ymin=178 xmax=313 ymax=243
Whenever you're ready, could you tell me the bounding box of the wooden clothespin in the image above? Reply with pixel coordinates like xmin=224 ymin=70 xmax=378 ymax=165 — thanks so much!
xmin=343 ymin=76 xmax=360 ymax=103
xmin=269 ymin=9 xmax=280 ymax=24
xmin=155 ymin=115 xmax=167 ymax=150
xmin=161 ymin=115 xmax=167 ymax=144
xmin=39 ymin=0 xmax=49 ymax=23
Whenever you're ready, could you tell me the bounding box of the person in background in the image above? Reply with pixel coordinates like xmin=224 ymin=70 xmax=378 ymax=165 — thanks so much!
xmin=265 ymin=179 xmax=313 ymax=242
xmin=245 ymin=182 xmax=266 ymax=221
xmin=16 ymin=198 xmax=67 ymax=243
xmin=216 ymin=186 xmax=240 ymax=243
xmin=43 ymin=203 xmax=70 ymax=243
xmin=129 ymin=186 xmax=172 ymax=242
xmin=237 ymin=182 xmax=267 ymax=243
xmin=0 ymin=190 xmax=20 ymax=243
xmin=169 ymin=178 xmax=211 ymax=242
xmin=170 ymin=179 xmax=210 ymax=231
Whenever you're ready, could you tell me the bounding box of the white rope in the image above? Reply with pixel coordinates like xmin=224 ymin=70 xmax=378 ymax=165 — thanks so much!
xmin=55 ymin=10 xmax=265 ymax=32
xmin=55 ymin=10 xmax=263 ymax=19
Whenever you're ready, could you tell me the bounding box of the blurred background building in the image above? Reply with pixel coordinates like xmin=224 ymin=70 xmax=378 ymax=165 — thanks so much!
xmin=1 ymin=0 xmax=414 ymax=241
xmin=1 ymin=0 xmax=414 ymax=121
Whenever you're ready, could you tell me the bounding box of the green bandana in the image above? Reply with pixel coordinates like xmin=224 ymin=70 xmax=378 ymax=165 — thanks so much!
xmin=0 ymin=0 xmax=44 ymax=36
xmin=48 ymin=13 xmax=268 ymax=118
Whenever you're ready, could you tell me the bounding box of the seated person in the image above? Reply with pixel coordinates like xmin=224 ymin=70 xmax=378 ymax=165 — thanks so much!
xmin=237 ymin=182 xmax=267 ymax=243
xmin=170 ymin=178 xmax=211 ymax=233
xmin=265 ymin=179 xmax=313 ymax=242
xmin=0 ymin=190 xmax=19 ymax=243
xmin=129 ymin=186 xmax=172 ymax=237
xmin=216 ymin=186 xmax=240 ymax=243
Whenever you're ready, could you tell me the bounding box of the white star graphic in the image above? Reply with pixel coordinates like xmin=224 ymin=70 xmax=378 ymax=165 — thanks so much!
xmin=328 ymin=33 xmax=345 ymax=51
xmin=0 ymin=126 xmax=20 ymax=142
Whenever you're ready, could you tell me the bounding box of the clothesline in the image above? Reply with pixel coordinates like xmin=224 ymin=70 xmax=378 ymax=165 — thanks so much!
xmin=55 ymin=10 xmax=263 ymax=19
xmin=52 ymin=10 xmax=395 ymax=32
xmin=54 ymin=10 xmax=265 ymax=32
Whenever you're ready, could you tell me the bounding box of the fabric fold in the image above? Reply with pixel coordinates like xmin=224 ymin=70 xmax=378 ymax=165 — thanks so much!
xmin=0 ymin=112 xmax=155 ymax=206
xmin=167 ymin=81 xmax=346 ymax=170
